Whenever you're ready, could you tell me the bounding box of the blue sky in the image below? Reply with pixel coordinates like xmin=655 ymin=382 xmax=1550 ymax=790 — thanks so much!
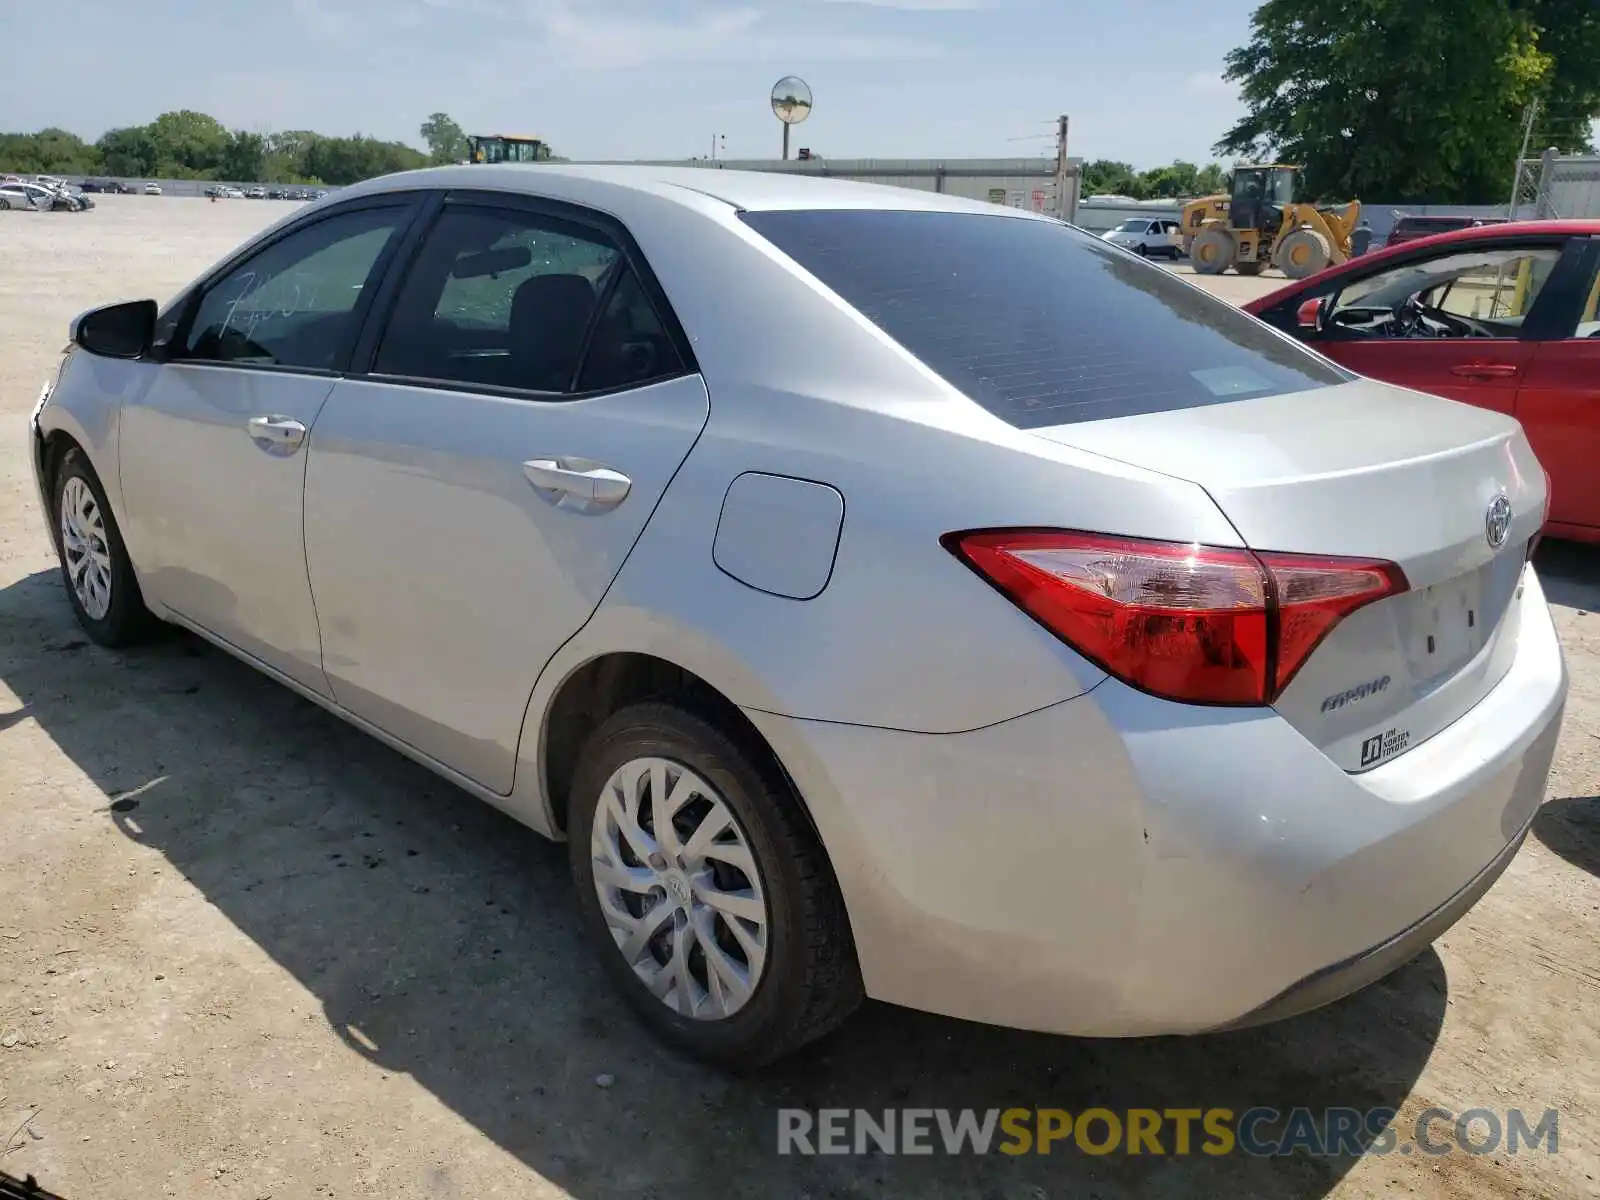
xmin=3 ymin=0 xmax=1259 ymax=167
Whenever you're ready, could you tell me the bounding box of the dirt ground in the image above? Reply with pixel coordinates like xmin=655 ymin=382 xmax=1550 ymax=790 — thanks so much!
xmin=2 ymin=195 xmax=1598 ymax=1200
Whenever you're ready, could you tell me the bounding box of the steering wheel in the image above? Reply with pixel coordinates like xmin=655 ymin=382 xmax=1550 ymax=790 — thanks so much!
xmin=1392 ymin=295 xmax=1431 ymax=338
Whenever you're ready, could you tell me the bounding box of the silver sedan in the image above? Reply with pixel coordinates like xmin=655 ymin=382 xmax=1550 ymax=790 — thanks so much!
xmin=29 ymin=165 xmax=1567 ymax=1068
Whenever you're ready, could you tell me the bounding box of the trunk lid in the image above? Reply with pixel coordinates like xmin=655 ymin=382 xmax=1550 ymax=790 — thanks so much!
xmin=1032 ymin=379 xmax=1547 ymax=770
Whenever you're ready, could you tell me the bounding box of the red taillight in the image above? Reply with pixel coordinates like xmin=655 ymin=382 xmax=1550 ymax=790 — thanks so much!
xmin=945 ymin=530 xmax=1407 ymax=706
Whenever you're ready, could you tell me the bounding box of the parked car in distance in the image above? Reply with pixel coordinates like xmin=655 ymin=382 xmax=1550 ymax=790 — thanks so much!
xmin=1101 ymin=216 xmax=1184 ymax=258
xmin=1247 ymin=218 xmax=1600 ymax=543
xmin=30 ymin=165 xmax=1567 ymax=1069
xmin=1385 ymin=214 xmax=1508 ymax=248
xmin=0 ymin=182 xmax=80 ymax=212
xmin=143 ymin=182 xmax=162 ymax=195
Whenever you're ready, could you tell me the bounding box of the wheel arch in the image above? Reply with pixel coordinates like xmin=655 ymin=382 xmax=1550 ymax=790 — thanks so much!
xmin=531 ymin=648 xmax=822 ymax=846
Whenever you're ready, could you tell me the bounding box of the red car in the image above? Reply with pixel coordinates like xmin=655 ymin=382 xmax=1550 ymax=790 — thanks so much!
xmin=1245 ymin=220 xmax=1600 ymax=543
xmin=1384 ymin=214 xmax=1508 ymax=248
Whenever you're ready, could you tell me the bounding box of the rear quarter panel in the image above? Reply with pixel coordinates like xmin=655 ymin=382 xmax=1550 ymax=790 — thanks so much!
xmin=514 ymin=197 xmax=1246 ymax=743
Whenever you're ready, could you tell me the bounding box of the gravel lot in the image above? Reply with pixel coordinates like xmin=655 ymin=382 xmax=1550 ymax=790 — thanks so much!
xmin=2 ymin=194 xmax=1598 ymax=1200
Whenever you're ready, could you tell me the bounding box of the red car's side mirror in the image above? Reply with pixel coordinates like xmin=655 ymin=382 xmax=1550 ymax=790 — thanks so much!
xmin=1296 ymin=297 xmax=1324 ymax=331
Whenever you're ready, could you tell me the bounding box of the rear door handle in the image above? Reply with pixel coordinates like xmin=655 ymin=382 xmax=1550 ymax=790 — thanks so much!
xmin=246 ymin=415 xmax=308 ymax=456
xmin=522 ymin=458 xmax=632 ymax=512
xmin=1449 ymin=363 xmax=1520 ymax=379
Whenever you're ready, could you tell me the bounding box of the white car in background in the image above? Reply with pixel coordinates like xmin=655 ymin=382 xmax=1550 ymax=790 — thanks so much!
xmin=1101 ymin=217 xmax=1184 ymax=259
xmin=0 ymin=182 xmax=76 ymax=212
xmin=143 ymin=182 xmax=162 ymax=196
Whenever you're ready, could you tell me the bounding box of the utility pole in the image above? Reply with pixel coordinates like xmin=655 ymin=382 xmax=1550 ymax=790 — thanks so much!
xmin=1052 ymin=114 xmax=1074 ymax=222
xmin=711 ymin=133 xmax=725 ymax=161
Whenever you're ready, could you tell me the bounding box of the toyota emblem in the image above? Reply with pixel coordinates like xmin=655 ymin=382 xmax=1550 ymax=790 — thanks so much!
xmin=1485 ymin=492 xmax=1512 ymax=549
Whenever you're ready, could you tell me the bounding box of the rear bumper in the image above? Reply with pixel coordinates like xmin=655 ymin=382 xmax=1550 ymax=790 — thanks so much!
xmin=748 ymin=566 xmax=1567 ymax=1036
xmin=1211 ymin=799 xmax=1533 ymax=1030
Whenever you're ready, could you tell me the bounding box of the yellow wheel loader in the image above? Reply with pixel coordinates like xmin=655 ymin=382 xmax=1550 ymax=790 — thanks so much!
xmin=1178 ymin=165 xmax=1360 ymax=279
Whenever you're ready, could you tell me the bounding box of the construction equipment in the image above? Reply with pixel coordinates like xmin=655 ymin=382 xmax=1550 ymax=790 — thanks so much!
xmin=465 ymin=134 xmax=552 ymax=165
xmin=1178 ymin=164 xmax=1361 ymax=279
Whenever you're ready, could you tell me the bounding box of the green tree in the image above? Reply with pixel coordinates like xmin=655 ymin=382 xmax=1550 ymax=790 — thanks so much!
xmin=419 ymin=112 xmax=468 ymax=165
xmin=1216 ymin=0 xmax=1577 ymax=203
xmin=1512 ymin=0 xmax=1600 ymax=153
xmin=147 ymin=109 xmax=230 ymax=176
xmin=0 ymin=128 xmax=99 ymax=174
xmin=218 ymin=131 xmax=267 ymax=182
xmin=1082 ymin=159 xmax=1144 ymax=197
xmin=96 ymin=125 xmax=159 ymax=177
xmin=1195 ymin=163 xmax=1227 ymax=195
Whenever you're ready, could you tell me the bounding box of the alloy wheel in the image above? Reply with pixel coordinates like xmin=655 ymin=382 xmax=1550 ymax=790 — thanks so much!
xmin=589 ymin=756 xmax=770 ymax=1020
xmin=60 ymin=475 xmax=113 ymax=620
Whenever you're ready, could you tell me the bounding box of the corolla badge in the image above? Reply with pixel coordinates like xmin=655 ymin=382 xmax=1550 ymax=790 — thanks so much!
xmin=1485 ymin=492 xmax=1512 ymax=549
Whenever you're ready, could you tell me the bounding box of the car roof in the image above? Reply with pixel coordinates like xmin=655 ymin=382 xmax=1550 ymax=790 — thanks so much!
xmin=1245 ymin=218 xmax=1600 ymax=311
xmin=336 ymin=162 xmax=1048 ymax=219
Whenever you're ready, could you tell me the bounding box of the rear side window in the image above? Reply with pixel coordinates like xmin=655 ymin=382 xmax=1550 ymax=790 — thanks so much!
xmin=740 ymin=210 xmax=1347 ymax=427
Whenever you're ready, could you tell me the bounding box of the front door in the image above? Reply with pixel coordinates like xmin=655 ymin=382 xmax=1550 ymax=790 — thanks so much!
xmin=118 ymin=200 xmax=418 ymax=693
xmin=1305 ymin=238 xmax=1575 ymax=419
xmin=1515 ymin=239 xmax=1600 ymax=534
xmin=302 ymin=196 xmax=709 ymax=792
xmin=1318 ymin=340 xmax=1532 ymax=416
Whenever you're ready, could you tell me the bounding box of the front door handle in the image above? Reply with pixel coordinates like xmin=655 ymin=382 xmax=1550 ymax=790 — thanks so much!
xmin=247 ymin=415 xmax=308 ymax=456
xmin=1449 ymin=363 xmax=1520 ymax=379
xmin=522 ymin=458 xmax=632 ymax=512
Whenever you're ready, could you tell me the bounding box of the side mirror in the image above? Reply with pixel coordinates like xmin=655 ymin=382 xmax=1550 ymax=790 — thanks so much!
xmin=71 ymin=299 xmax=157 ymax=359
xmin=1295 ymin=296 xmax=1326 ymax=333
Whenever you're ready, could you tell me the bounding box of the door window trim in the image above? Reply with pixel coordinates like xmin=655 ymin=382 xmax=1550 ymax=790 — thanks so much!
xmin=154 ymin=191 xmax=432 ymax=377
xmin=346 ymin=189 xmax=699 ymax=403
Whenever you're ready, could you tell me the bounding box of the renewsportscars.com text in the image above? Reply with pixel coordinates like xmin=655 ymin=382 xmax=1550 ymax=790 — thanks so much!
xmin=776 ymin=1107 xmax=1560 ymax=1157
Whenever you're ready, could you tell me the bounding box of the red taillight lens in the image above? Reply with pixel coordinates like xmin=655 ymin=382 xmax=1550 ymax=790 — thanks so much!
xmin=945 ymin=530 xmax=1406 ymax=706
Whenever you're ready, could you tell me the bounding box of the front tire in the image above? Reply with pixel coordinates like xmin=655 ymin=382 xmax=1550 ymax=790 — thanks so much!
xmin=1190 ymin=226 xmax=1236 ymax=275
xmin=568 ymin=700 xmax=862 ymax=1070
xmin=52 ymin=449 xmax=155 ymax=646
xmin=1276 ymin=228 xmax=1333 ymax=279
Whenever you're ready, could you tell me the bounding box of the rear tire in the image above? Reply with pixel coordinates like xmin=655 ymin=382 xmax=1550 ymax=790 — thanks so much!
xmin=568 ymin=700 xmax=862 ymax=1070
xmin=0 ymin=198 xmax=10 ymax=211
xmin=1190 ymin=226 xmax=1235 ymax=275
xmin=51 ymin=449 xmax=156 ymax=647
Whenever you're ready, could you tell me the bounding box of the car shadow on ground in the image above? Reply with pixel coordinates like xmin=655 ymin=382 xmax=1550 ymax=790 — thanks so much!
xmin=1 ymin=567 xmax=1450 ymax=1199
xmin=1532 ymin=539 xmax=1600 ymax=876
xmin=1534 ymin=538 xmax=1600 ymax=612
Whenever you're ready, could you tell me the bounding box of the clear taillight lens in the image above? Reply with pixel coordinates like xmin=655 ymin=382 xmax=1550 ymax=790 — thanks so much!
xmin=945 ymin=530 xmax=1407 ymax=706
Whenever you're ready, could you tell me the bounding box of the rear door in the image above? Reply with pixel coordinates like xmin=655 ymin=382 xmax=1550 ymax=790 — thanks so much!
xmin=302 ymin=192 xmax=707 ymax=793
xmin=1292 ymin=237 xmax=1583 ymax=415
xmin=1515 ymin=236 xmax=1600 ymax=534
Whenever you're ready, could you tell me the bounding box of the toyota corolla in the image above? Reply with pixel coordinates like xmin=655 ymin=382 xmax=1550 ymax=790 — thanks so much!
xmin=29 ymin=165 xmax=1567 ymax=1068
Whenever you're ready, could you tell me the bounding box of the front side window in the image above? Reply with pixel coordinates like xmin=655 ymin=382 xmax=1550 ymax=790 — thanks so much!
xmin=741 ymin=208 xmax=1348 ymax=428
xmin=373 ymin=206 xmax=629 ymax=394
xmin=1328 ymin=244 xmax=1563 ymax=340
xmin=181 ymin=206 xmax=407 ymax=370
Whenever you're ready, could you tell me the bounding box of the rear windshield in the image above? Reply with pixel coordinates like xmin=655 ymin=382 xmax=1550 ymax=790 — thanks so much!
xmin=740 ymin=209 xmax=1348 ymax=428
